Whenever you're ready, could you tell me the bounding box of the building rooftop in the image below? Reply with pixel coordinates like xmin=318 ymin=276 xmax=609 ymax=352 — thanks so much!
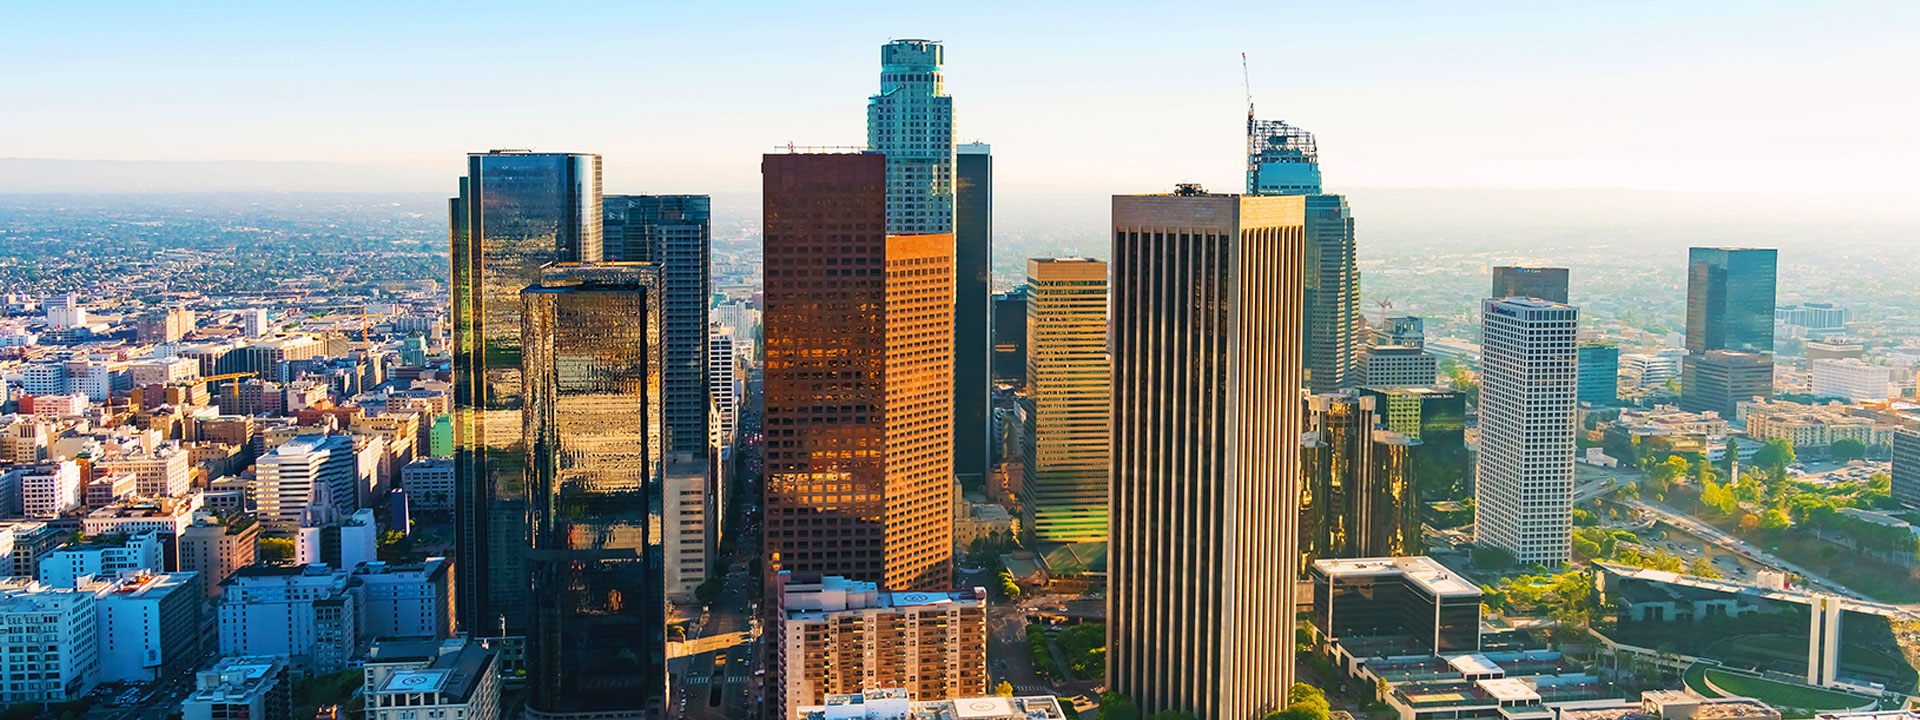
xmin=189 ymin=655 xmax=285 ymax=705
xmin=1314 ymin=556 xmax=1481 ymax=598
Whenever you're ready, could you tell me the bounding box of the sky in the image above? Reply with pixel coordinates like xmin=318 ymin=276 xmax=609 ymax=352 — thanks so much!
xmin=4 ymin=0 xmax=1918 ymax=201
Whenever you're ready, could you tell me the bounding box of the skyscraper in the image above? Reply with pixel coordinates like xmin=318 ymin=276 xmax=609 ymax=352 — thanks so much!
xmin=761 ymin=152 xmax=954 ymax=591
xmin=450 ymin=150 xmax=602 ymax=637
xmin=520 ymin=263 xmax=664 ymax=718
xmin=1893 ymin=430 xmax=1919 ymax=509
xmin=868 ymin=39 xmax=954 ymax=236
xmin=1685 ymin=247 xmax=1777 ymax=355
xmin=1109 ymin=188 xmax=1304 ymax=718
xmin=1247 ymin=116 xmax=1356 ymax=392
xmin=990 ymin=289 xmax=1026 ymax=387
xmin=1491 ymin=266 xmax=1570 ymax=304
xmin=1577 ymin=340 xmax=1620 ymax=406
xmin=952 ymin=143 xmax=992 ymax=494
xmin=603 ymin=194 xmax=711 ymax=459
xmin=1299 ymin=393 xmax=1424 ymax=566
xmin=1679 ymin=350 xmax=1773 ymax=418
xmin=1476 ymin=298 xmax=1578 ymax=566
xmin=1020 ymin=258 xmax=1109 ymax=544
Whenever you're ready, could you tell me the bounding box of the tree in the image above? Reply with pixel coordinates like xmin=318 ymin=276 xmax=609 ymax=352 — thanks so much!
xmin=1721 ymin=437 xmax=1741 ymax=470
xmin=1738 ymin=514 xmax=1761 ymax=533
xmin=1687 ymin=557 xmax=1721 ymax=579
xmin=1753 ymin=438 xmax=1795 ymax=472
xmin=1830 ymin=438 xmax=1868 ymax=463
xmin=1276 ymin=682 xmax=1331 ymax=720
xmin=1761 ymin=508 xmax=1791 ymax=530
xmin=995 ymin=681 xmax=1015 ymax=697
xmin=694 ymin=577 xmax=723 ymax=606
xmin=1097 ymin=693 xmax=1140 ymax=720
xmin=259 ymin=537 xmax=294 ymax=563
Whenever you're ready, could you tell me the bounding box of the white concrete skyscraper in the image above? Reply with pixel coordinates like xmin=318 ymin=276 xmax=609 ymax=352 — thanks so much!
xmin=1475 ymin=298 xmax=1578 ymax=565
xmin=867 ymin=39 xmax=954 ymax=235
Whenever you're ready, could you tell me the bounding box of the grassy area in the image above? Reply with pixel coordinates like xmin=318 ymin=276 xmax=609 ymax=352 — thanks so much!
xmin=1702 ymin=668 xmax=1871 ymax=712
xmin=1683 ymin=663 xmax=1723 ymax=698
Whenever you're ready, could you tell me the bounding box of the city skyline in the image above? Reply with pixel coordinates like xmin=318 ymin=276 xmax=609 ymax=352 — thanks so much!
xmin=6 ymin=2 xmax=1919 ymax=202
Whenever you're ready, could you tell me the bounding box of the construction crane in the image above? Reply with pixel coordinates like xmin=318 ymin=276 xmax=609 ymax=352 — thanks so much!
xmin=191 ymin=372 xmax=258 ymax=400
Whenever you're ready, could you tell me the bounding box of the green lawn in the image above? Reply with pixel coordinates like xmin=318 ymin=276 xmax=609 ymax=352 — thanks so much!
xmin=1702 ymin=668 xmax=1871 ymax=711
xmin=1683 ymin=663 xmax=1723 ymax=698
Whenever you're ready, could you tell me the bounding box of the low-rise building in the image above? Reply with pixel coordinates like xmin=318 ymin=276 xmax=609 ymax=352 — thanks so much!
xmin=39 ymin=531 xmax=166 ymax=587
xmin=89 ymin=572 xmax=201 ymax=682
xmin=0 ymin=578 xmax=99 ymax=703
xmin=1362 ymin=345 xmax=1440 ymax=388
xmin=179 ymin=514 xmax=259 ymax=601
xmin=96 ymin=444 xmax=191 ymax=499
xmin=352 ymin=558 xmax=453 ymax=640
xmin=1310 ymin=556 xmax=1482 ymax=657
xmin=21 ymin=459 xmax=82 ymax=519
xmin=218 ymin=565 xmax=360 ymax=672
xmin=1809 ymin=359 xmax=1899 ymax=403
xmin=663 ymin=460 xmax=710 ymax=601
xmin=80 ymin=495 xmax=203 ymax=554
xmin=365 ymin=638 xmax=500 ymax=720
xmin=400 ymin=457 xmax=454 ymax=511
xmin=183 ymin=655 xmax=291 ymax=720
xmin=1740 ymin=399 xmax=1902 ymax=452
xmin=775 ymin=573 xmax=989 ymax=718
xmin=794 ymin=688 xmax=1067 ymax=720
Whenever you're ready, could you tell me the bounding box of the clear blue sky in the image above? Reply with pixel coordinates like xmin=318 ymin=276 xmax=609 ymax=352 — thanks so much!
xmin=4 ymin=0 xmax=1916 ymax=198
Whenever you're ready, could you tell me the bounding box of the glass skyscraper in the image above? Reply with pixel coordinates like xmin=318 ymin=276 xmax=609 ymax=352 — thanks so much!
xmin=868 ymin=39 xmax=954 ymax=235
xmin=1247 ymin=116 xmax=1357 ymax=393
xmin=1577 ymin=340 xmax=1620 ymax=406
xmin=520 ymin=263 xmax=664 ymax=718
xmin=1491 ymin=266 xmax=1570 ymax=304
xmin=1021 ymin=258 xmax=1109 ymax=543
xmin=451 ymin=150 xmax=601 ymax=638
xmin=603 ymin=194 xmax=711 ymax=460
xmin=1685 ymin=247 xmax=1777 ymax=355
xmin=1300 ymin=393 xmax=1424 ymax=566
xmin=953 ymin=143 xmax=992 ymax=494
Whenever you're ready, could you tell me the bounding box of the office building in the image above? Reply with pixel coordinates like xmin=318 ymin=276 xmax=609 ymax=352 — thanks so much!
xmin=521 ymin=263 xmax=665 ymax=718
xmin=1019 ymin=258 xmax=1110 ymax=543
xmin=1576 ymin=341 xmax=1619 ymax=406
xmin=664 ymin=459 xmax=713 ymax=602
xmin=2 ymin=522 xmax=64 ymax=578
xmin=953 ymin=141 xmax=993 ymax=497
xmin=184 ymin=656 xmax=291 ymax=720
xmin=238 ymin=308 xmax=273 ymax=338
xmin=400 ymin=457 xmax=454 ymax=511
xmin=868 ymin=39 xmax=954 ymax=235
xmin=366 ymin=640 xmax=501 ymax=720
xmin=97 ymin=445 xmax=191 ymax=499
xmin=129 ymin=356 xmax=200 ymax=387
xmin=1109 ymin=188 xmax=1306 ymax=717
xmin=1776 ymin=302 xmax=1849 ymax=330
xmin=0 ymin=579 xmax=98 ymax=703
xmin=1809 ymin=358 xmax=1898 ymax=402
xmin=1372 ymin=315 xmax=1425 ymax=348
xmin=1360 ymin=345 xmax=1439 ymax=388
xmin=217 ymin=565 xmax=360 ymax=672
xmin=709 ymin=328 xmax=738 ymax=449
xmin=761 ymin=152 xmax=954 ymax=590
xmin=774 ymin=573 xmax=987 ymax=717
xmin=1804 ymin=340 xmax=1864 ymax=361
xmin=603 ymin=194 xmax=711 ymax=459
xmin=39 ymin=531 xmax=165 ymax=587
xmin=293 ymin=506 xmax=376 ymax=572
xmin=43 ymin=294 xmax=88 ymax=329
xmin=793 ymin=689 xmax=1067 ymax=720
xmin=451 ymin=149 xmax=602 ymax=637
xmin=1309 ymin=556 xmax=1481 ymax=654
xmin=21 ymin=459 xmax=82 ymax=519
xmin=1620 ymin=352 xmax=1682 ymax=392
xmin=1894 ymin=430 xmax=1919 ymax=509
xmin=1476 ymin=298 xmax=1577 ymax=565
xmin=85 ymin=469 xmax=136 ymax=509
xmin=92 ymin=572 xmax=201 ymax=682
xmin=1490 ymin=266 xmax=1569 ymax=303
xmin=1301 ymin=394 xmax=1424 ymax=564
xmin=137 ymin=307 xmax=196 ymax=344
xmin=1247 ymin=115 xmax=1355 ymax=393
xmin=81 ymin=495 xmax=201 ymax=555
xmin=179 ymin=514 xmax=259 ymax=601
xmin=352 ymin=558 xmax=454 ymax=640
xmin=1680 ymin=351 xmax=1773 ymax=419
xmin=990 ymin=289 xmax=1026 ymax=387
xmin=255 ymin=435 xmax=355 ymax=535
xmin=1686 ymin=247 xmax=1777 ymax=355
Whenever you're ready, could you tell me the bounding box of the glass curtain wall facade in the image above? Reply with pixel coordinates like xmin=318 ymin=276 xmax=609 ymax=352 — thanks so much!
xmin=603 ymin=195 xmax=712 ymax=459
xmin=520 ymin=263 xmax=664 ymax=718
xmin=1247 ymin=117 xmax=1356 ymax=393
xmin=451 ymin=151 xmax=601 ymax=638
xmin=868 ymin=39 xmax=954 ymax=236
xmin=1491 ymin=266 xmax=1570 ymax=304
xmin=1109 ymin=191 xmax=1305 ymax=719
xmin=1301 ymin=394 xmax=1424 ymax=566
xmin=952 ymin=143 xmax=992 ymax=494
xmin=1021 ymin=258 xmax=1109 ymax=543
xmin=1685 ymin=247 xmax=1778 ymax=355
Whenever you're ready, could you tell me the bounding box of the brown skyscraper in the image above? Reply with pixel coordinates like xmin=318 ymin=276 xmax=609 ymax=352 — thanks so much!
xmin=762 ymin=152 xmax=954 ymax=591
xmin=1109 ymin=187 xmax=1306 ymax=719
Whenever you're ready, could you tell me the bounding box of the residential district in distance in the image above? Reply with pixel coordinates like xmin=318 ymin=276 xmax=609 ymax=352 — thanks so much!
xmin=0 ymin=36 xmax=1917 ymax=720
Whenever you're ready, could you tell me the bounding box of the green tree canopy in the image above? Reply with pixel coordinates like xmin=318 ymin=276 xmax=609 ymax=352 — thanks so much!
xmin=1829 ymin=438 xmax=1868 ymax=462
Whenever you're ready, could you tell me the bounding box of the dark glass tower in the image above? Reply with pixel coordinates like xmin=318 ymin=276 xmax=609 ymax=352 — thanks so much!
xmin=1686 ymin=247 xmax=1777 ymax=355
xmin=603 ymin=195 xmax=711 ymax=459
xmin=1247 ymin=116 xmax=1356 ymax=393
xmin=1491 ymin=266 xmax=1570 ymax=304
xmin=1300 ymin=393 xmax=1423 ymax=566
xmin=953 ymin=143 xmax=992 ymax=494
xmin=991 ymin=288 xmax=1027 ymax=387
xmin=451 ymin=151 xmax=601 ymax=638
xmin=521 ymin=263 xmax=664 ymax=718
